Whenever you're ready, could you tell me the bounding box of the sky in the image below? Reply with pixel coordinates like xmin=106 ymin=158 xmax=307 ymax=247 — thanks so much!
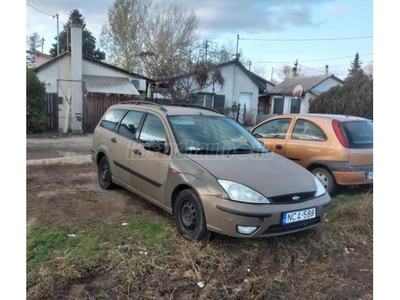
xmin=25 ymin=0 xmax=373 ymax=81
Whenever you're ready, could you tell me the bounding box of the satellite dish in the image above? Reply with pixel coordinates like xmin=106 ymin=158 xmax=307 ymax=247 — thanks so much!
xmin=293 ymin=84 xmax=303 ymax=97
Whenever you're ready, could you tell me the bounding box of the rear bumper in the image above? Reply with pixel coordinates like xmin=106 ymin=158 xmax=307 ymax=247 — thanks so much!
xmin=200 ymin=193 xmax=331 ymax=238
xmin=333 ymin=170 xmax=373 ymax=185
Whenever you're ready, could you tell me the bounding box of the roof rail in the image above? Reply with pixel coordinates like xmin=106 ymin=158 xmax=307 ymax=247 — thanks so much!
xmin=165 ymin=103 xmax=219 ymax=113
xmin=119 ymin=100 xmax=167 ymax=112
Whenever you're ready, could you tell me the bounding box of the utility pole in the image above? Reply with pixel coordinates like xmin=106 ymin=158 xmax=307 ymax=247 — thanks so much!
xmin=41 ymin=38 xmax=45 ymax=53
xmin=271 ymin=68 xmax=274 ymax=81
xmin=248 ymin=61 xmax=252 ymax=71
xmin=55 ymin=14 xmax=60 ymax=56
xmin=236 ymin=34 xmax=239 ymax=60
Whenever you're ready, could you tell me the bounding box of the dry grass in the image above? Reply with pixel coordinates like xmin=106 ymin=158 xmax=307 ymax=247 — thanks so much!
xmin=27 ymin=192 xmax=373 ymax=299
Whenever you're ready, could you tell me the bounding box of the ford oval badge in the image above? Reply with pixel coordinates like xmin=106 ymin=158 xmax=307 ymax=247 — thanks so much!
xmin=292 ymin=195 xmax=301 ymax=201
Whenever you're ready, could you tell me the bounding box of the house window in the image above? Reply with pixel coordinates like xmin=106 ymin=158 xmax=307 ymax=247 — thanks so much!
xmin=273 ymin=97 xmax=283 ymax=114
xmin=195 ymin=93 xmax=214 ymax=108
xmin=290 ymin=97 xmax=301 ymax=113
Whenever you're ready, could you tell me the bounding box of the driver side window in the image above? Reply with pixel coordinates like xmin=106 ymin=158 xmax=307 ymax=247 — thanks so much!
xmin=139 ymin=113 xmax=167 ymax=144
xmin=253 ymin=118 xmax=292 ymax=139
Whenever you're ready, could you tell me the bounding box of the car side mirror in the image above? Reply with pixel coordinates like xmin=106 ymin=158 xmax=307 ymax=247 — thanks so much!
xmin=144 ymin=142 xmax=170 ymax=155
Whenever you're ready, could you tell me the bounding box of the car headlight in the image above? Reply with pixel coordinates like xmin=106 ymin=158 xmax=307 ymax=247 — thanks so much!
xmin=314 ymin=177 xmax=326 ymax=197
xmin=218 ymin=180 xmax=270 ymax=204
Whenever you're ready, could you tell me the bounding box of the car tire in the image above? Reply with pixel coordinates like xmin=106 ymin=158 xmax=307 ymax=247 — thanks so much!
xmin=312 ymin=167 xmax=338 ymax=196
xmin=174 ymin=189 xmax=208 ymax=240
xmin=98 ymin=156 xmax=115 ymax=190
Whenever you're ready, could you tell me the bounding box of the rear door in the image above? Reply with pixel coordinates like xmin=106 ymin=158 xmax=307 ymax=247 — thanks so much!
xmin=252 ymin=117 xmax=293 ymax=156
xmin=110 ymin=110 xmax=145 ymax=185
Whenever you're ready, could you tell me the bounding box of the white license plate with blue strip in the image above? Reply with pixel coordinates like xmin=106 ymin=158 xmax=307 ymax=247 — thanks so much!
xmin=282 ymin=207 xmax=316 ymax=225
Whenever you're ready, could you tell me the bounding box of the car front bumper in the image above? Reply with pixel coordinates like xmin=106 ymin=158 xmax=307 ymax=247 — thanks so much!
xmin=200 ymin=193 xmax=331 ymax=238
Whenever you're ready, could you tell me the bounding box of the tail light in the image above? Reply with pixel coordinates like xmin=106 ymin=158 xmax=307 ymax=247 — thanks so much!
xmin=332 ymin=120 xmax=349 ymax=148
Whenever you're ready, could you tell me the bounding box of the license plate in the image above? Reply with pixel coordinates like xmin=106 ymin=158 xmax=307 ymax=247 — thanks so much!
xmin=366 ymin=172 xmax=373 ymax=180
xmin=282 ymin=207 xmax=316 ymax=225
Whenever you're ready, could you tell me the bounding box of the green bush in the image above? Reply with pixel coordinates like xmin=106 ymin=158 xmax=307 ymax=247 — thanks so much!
xmin=309 ymin=73 xmax=373 ymax=120
xmin=27 ymin=69 xmax=47 ymax=133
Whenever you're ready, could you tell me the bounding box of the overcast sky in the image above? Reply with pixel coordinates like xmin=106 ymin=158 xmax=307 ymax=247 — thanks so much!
xmin=25 ymin=0 xmax=373 ymax=81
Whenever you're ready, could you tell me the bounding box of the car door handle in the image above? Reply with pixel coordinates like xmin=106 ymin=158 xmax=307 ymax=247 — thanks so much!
xmin=133 ymin=149 xmax=142 ymax=155
xmin=276 ymin=144 xmax=283 ymax=150
xmin=111 ymin=137 xmax=117 ymax=143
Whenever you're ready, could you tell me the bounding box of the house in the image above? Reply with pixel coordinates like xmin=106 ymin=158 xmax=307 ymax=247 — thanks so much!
xmin=268 ymin=74 xmax=344 ymax=115
xmin=32 ymin=50 xmax=53 ymax=67
xmin=172 ymin=59 xmax=275 ymax=125
xmin=34 ymin=24 xmax=151 ymax=133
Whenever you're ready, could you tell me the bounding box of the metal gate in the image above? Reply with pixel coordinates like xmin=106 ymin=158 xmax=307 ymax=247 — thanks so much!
xmin=83 ymin=93 xmax=134 ymax=132
xmin=45 ymin=93 xmax=59 ymax=131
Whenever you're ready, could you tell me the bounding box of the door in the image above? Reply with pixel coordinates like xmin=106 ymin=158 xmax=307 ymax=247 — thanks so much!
xmin=252 ymin=117 xmax=293 ymax=156
xmin=284 ymin=118 xmax=329 ymax=167
xmin=238 ymin=92 xmax=252 ymax=123
xmin=130 ymin=113 xmax=172 ymax=204
xmin=109 ymin=110 xmax=145 ymax=184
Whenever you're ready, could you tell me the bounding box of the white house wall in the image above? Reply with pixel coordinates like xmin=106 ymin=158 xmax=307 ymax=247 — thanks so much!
xmin=36 ymin=56 xmax=72 ymax=131
xmin=195 ymin=64 xmax=260 ymax=122
xmin=271 ymin=77 xmax=342 ymax=114
xmin=83 ymin=60 xmax=131 ymax=79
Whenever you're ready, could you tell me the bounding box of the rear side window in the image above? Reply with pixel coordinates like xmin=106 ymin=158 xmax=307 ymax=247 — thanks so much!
xmin=117 ymin=110 xmax=144 ymax=139
xmin=291 ymin=119 xmax=327 ymax=141
xmin=100 ymin=109 xmax=126 ymax=131
xmin=342 ymin=121 xmax=373 ymax=149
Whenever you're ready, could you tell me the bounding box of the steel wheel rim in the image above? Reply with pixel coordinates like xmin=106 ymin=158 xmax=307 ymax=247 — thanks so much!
xmin=181 ymin=201 xmax=196 ymax=229
xmin=314 ymin=172 xmax=328 ymax=189
xmin=101 ymin=163 xmax=109 ymax=181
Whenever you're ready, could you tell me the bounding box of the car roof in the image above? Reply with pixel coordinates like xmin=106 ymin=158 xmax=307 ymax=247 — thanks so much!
xmin=111 ymin=101 xmax=223 ymax=117
xmin=273 ymin=113 xmax=371 ymax=122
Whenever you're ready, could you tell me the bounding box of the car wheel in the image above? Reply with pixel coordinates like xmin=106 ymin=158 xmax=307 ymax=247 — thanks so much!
xmin=312 ymin=167 xmax=338 ymax=196
xmin=174 ymin=189 xmax=208 ymax=240
xmin=98 ymin=156 xmax=115 ymax=190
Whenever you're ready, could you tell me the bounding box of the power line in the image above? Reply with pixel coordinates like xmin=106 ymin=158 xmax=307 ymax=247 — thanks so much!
xmin=240 ymin=36 xmax=372 ymax=42
xmin=26 ymin=3 xmax=54 ymax=17
xmin=253 ymin=53 xmax=373 ymax=64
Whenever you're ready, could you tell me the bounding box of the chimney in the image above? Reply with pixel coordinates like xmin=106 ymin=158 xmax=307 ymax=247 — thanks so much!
xmin=291 ymin=67 xmax=297 ymax=77
xmin=325 ymin=65 xmax=329 ymax=75
xmin=69 ymin=24 xmax=83 ymax=133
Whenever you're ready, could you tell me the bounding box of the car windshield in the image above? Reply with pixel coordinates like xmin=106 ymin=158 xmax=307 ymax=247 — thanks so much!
xmin=168 ymin=115 xmax=267 ymax=154
xmin=342 ymin=120 xmax=373 ymax=149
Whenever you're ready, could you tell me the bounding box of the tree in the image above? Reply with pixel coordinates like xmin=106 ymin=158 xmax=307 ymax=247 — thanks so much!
xmin=348 ymin=52 xmax=363 ymax=77
xmin=27 ymin=69 xmax=47 ymax=133
xmin=277 ymin=64 xmax=304 ymax=80
xmin=49 ymin=9 xmax=105 ymax=61
xmin=100 ymin=0 xmax=198 ymax=77
xmin=26 ymin=32 xmax=42 ymax=68
xmin=309 ymin=72 xmax=373 ymax=120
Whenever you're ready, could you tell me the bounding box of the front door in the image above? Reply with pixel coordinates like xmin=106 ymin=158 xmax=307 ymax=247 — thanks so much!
xmin=130 ymin=113 xmax=172 ymax=204
xmin=252 ymin=117 xmax=293 ymax=156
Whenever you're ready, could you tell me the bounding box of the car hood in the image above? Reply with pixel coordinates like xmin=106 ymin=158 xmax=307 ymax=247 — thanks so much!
xmin=185 ymin=152 xmax=317 ymax=198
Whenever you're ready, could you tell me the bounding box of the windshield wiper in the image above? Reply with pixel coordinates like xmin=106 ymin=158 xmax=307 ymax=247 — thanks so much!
xmin=183 ymin=149 xmax=221 ymax=155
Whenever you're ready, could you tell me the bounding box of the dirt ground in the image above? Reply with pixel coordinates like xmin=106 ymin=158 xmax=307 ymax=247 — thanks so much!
xmin=27 ymin=135 xmax=169 ymax=229
xmin=26 ymin=135 xmax=373 ymax=300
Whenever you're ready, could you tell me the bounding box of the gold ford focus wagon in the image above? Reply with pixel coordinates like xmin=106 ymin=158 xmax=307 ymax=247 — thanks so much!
xmin=91 ymin=101 xmax=330 ymax=240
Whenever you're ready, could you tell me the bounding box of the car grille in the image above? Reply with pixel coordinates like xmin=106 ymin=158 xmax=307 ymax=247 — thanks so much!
xmin=269 ymin=191 xmax=316 ymax=203
xmin=262 ymin=217 xmax=321 ymax=235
